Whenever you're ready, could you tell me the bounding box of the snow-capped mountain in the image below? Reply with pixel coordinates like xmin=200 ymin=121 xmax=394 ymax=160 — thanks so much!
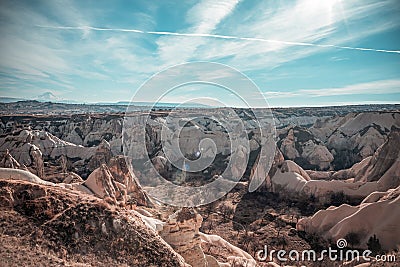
xmin=35 ymin=92 xmax=63 ymax=102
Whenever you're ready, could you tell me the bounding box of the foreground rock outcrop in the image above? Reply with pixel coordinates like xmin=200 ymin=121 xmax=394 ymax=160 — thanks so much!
xmin=0 ymin=179 xmax=187 ymax=266
xmin=0 ymin=170 xmax=260 ymax=266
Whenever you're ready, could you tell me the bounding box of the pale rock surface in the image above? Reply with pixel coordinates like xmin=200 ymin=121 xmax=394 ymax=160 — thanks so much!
xmin=84 ymin=156 xmax=149 ymax=206
xmin=306 ymin=170 xmax=334 ymax=180
xmin=297 ymin=186 xmax=400 ymax=250
xmin=261 ymin=147 xmax=285 ymax=189
xmin=280 ymin=129 xmax=299 ymax=160
xmin=159 ymin=208 xmax=207 ymax=267
xmin=270 ymin=127 xmax=400 ymax=200
xmin=0 ymin=168 xmax=53 ymax=185
xmin=87 ymin=139 xmax=113 ymax=171
xmin=200 ymin=232 xmax=257 ymax=267
xmin=62 ymin=172 xmax=84 ymax=184
xmin=300 ymin=141 xmax=333 ymax=170
xmin=312 ymin=112 xmax=400 ymax=168
xmin=0 ymin=149 xmax=22 ymax=169
xmin=0 ymin=155 xmax=150 ymax=206
xmin=271 ymin=161 xmax=308 ymax=193
xmin=158 ymin=208 xmax=257 ymax=267
xmin=231 ymin=145 xmax=249 ymax=179
xmin=108 ymin=156 xmax=149 ymax=206
xmin=0 ymin=167 xmax=92 ymax=196
xmin=278 ymin=126 xmax=333 ymax=170
xmin=84 ymin=164 xmax=122 ymax=201
xmin=0 ymin=129 xmax=96 ymax=166
xmin=130 ymin=209 xmax=165 ymax=233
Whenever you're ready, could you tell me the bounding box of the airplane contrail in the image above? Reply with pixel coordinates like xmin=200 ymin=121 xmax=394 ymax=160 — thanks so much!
xmin=37 ymin=25 xmax=400 ymax=55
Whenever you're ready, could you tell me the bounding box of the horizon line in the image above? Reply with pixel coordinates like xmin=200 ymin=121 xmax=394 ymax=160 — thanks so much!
xmin=1 ymin=97 xmax=399 ymax=109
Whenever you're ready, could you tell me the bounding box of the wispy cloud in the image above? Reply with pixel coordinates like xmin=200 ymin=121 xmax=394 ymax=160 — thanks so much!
xmin=37 ymin=25 xmax=400 ymax=55
xmin=154 ymin=0 xmax=240 ymax=65
xmin=263 ymin=79 xmax=400 ymax=98
xmin=300 ymin=79 xmax=400 ymax=97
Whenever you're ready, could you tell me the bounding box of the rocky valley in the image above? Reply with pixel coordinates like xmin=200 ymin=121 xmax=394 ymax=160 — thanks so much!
xmin=0 ymin=101 xmax=399 ymax=266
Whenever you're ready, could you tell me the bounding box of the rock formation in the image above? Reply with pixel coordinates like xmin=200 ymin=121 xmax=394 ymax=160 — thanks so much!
xmin=1 ymin=105 xmax=399 ymax=265
xmin=87 ymin=139 xmax=113 ymax=171
xmin=84 ymin=156 xmax=149 ymax=206
xmin=160 ymin=208 xmax=207 ymax=267
xmin=278 ymin=126 xmax=334 ymax=170
xmin=297 ymin=186 xmax=400 ymax=250
xmin=0 ymin=167 xmax=53 ymax=185
xmin=0 ymin=129 xmax=96 ymax=175
xmin=1 ymin=109 xmax=399 ymax=174
xmin=0 ymin=149 xmax=21 ymax=169
xmin=158 ymin=208 xmax=256 ymax=267
xmin=269 ymin=126 xmax=400 ymax=201
xmin=280 ymin=128 xmax=300 ymax=160
xmin=199 ymin=233 xmax=257 ymax=267
xmin=0 ymin=179 xmax=187 ymax=266
xmin=311 ymin=112 xmax=400 ymax=169
xmin=30 ymin=145 xmax=44 ymax=178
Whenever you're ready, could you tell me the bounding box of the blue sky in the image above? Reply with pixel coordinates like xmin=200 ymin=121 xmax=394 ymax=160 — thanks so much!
xmin=0 ymin=0 xmax=399 ymax=107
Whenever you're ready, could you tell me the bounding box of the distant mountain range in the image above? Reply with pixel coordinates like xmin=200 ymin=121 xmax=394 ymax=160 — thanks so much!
xmin=0 ymin=92 xmax=211 ymax=108
xmin=0 ymin=92 xmax=78 ymax=104
xmin=1 ymin=92 xmax=398 ymax=110
xmin=94 ymin=101 xmax=212 ymax=108
xmin=0 ymin=97 xmax=26 ymax=103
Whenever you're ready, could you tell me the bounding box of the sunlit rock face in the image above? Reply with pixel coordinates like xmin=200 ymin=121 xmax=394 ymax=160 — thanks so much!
xmin=297 ymin=186 xmax=400 ymax=251
xmin=0 ymin=114 xmax=123 ymax=154
xmin=159 ymin=208 xmax=207 ymax=267
xmin=354 ymin=126 xmax=400 ymax=184
xmin=157 ymin=207 xmax=257 ymax=267
xmin=0 ymin=129 xmax=96 ymax=165
xmin=0 ymin=129 xmax=100 ymax=178
xmin=329 ymin=126 xmax=400 ymax=190
xmin=84 ymin=156 xmax=150 ymax=206
xmin=284 ymin=127 xmax=400 ymax=252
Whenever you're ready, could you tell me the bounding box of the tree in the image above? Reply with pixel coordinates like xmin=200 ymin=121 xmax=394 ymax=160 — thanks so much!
xmin=330 ymin=191 xmax=347 ymax=206
xmin=345 ymin=232 xmax=360 ymax=248
xmin=367 ymin=234 xmax=382 ymax=255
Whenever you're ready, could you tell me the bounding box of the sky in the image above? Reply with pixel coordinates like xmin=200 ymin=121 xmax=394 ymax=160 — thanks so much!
xmin=0 ymin=0 xmax=399 ymax=107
